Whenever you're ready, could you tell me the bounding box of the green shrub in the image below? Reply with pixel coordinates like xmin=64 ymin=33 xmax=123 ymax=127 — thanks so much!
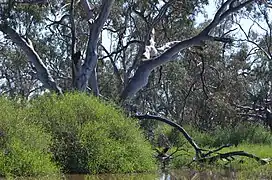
xmin=205 ymin=124 xmax=272 ymax=147
xmin=0 ymin=97 xmax=59 ymax=177
xmin=167 ymin=123 xmax=272 ymax=148
xmin=27 ymin=93 xmax=156 ymax=174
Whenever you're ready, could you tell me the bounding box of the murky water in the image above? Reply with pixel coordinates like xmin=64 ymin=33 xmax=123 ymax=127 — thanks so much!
xmin=2 ymin=169 xmax=269 ymax=180
xmin=64 ymin=169 xmax=238 ymax=180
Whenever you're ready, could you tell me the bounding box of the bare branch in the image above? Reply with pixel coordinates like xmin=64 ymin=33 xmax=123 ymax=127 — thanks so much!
xmin=80 ymin=0 xmax=94 ymax=23
xmin=201 ymin=0 xmax=254 ymax=36
xmin=199 ymin=151 xmax=271 ymax=165
xmin=133 ymin=114 xmax=203 ymax=155
xmin=152 ymin=0 xmax=175 ymax=26
xmin=121 ymin=36 xmax=205 ymax=99
xmin=0 ymin=24 xmax=62 ymax=94
xmin=99 ymin=40 xmax=143 ymax=60
xmin=236 ymin=23 xmax=272 ymax=60
xmin=121 ymin=0 xmax=256 ymax=100
xmin=100 ymin=44 xmax=123 ymax=84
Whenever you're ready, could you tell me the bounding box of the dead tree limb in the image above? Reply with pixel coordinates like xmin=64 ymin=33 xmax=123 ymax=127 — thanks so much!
xmin=133 ymin=114 xmax=271 ymax=165
xmin=134 ymin=114 xmax=205 ymax=159
xmin=198 ymin=151 xmax=271 ymax=165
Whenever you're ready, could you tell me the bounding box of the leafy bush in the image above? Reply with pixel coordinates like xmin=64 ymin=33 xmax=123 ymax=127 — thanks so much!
xmin=0 ymin=97 xmax=59 ymax=177
xmin=27 ymin=93 xmax=156 ymax=174
xmin=0 ymin=93 xmax=156 ymax=176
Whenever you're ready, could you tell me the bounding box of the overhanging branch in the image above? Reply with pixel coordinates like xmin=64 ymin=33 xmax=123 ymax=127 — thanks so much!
xmin=133 ymin=114 xmax=203 ymax=157
xmin=121 ymin=0 xmax=256 ymax=100
xmin=0 ymin=23 xmax=62 ymax=94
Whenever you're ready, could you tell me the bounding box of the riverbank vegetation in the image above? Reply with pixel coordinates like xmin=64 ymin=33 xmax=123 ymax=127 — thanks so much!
xmin=1 ymin=0 xmax=272 ymax=179
xmin=0 ymin=94 xmax=156 ymax=177
xmin=154 ymin=122 xmax=272 ymax=179
xmin=1 ymin=93 xmax=271 ymax=179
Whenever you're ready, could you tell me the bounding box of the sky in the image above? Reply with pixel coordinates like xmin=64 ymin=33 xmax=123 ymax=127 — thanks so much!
xmin=197 ymin=1 xmax=271 ymax=37
xmin=102 ymin=0 xmax=272 ymax=52
xmin=1 ymin=0 xmax=272 ymax=93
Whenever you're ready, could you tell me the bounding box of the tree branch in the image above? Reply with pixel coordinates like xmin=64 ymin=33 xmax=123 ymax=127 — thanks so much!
xmin=100 ymin=44 xmax=123 ymax=85
xmin=134 ymin=113 xmax=271 ymax=165
xmin=152 ymin=0 xmax=175 ymax=26
xmin=198 ymin=151 xmax=271 ymax=165
xmin=121 ymin=0 xmax=256 ymax=100
xmin=77 ymin=0 xmax=114 ymax=92
xmin=133 ymin=114 xmax=203 ymax=157
xmin=0 ymin=23 xmax=62 ymax=94
xmin=80 ymin=0 xmax=94 ymax=23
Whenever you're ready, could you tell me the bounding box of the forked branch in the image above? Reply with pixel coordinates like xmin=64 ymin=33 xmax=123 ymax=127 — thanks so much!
xmin=121 ymin=0 xmax=256 ymax=100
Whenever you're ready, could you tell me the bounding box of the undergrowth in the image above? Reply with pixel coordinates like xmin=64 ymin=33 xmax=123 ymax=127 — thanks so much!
xmin=0 ymin=93 xmax=156 ymax=177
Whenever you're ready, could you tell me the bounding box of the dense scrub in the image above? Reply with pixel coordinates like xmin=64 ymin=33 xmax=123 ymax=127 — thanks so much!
xmin=0 ymin=98 xmax=59 ymax=177
xmin=0 ymin=94 xmax=156 ymax=177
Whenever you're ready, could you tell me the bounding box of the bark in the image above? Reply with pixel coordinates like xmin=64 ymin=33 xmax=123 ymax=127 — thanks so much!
xmin=0 ymin=23 xmax=62 ymax=94
xmin=198 ymin=151 xmax=271 ymax=165
xmin=76 ymin=0 xmax=115 ymax=93
xmin=121 ymin=0 xmax=255 ymax=100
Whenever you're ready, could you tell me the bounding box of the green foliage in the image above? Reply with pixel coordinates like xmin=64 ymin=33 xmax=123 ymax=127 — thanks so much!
xmin=165 ymin=123 xmax=272 ymax=172
xmin=0 ymin=97 xmax=59 ymax=177
xmin=167 ymin=124 xmax=272 ymax=179
xmin=26 ymin=93 xmax=156 ymax=174
xmin=0 ymin=93 xmax=156 ymax=176
xmin=194 ymin=124 xmax=272 ymax=147
xmin=165 ymin=123 xmax=272 ymax=149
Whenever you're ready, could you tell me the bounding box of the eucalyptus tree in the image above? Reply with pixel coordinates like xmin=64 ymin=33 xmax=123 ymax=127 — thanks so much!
xmin=230 ymin=4 xmax=272 ymax=131
xmin=0 ymin=0 xmax=270 ymax=103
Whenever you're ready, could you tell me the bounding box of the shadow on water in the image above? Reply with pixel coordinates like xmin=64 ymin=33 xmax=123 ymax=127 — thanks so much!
xmin=64 ymin=169 xmax=238 ymax=180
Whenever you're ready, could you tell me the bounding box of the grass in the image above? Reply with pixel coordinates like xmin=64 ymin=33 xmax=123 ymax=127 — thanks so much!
xmin=160 ymin=124 xmax=272 ymax=179
xmin=221 ymin=144 xmax=272 ymax=179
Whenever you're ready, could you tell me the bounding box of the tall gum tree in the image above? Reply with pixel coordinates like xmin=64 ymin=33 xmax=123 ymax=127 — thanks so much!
xmin=0 ymin=0 xmax=270 ymax=101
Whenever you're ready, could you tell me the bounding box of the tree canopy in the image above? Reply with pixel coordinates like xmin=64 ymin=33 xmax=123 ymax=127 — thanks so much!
xmin=0 ymin=0 xmax=272 ymax=129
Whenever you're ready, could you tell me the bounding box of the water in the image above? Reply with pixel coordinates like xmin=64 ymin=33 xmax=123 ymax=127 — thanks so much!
xmin=2 ymin=169 xmax=269 ymax=179
xmin=65 ymin=169 xmax=238 ymax=180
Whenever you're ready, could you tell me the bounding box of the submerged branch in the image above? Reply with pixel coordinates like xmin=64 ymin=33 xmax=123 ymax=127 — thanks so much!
xmin=133 ymin=114 xmax=203 ymax=158
xmin=198 ymin=151 xmax=271 ymax=165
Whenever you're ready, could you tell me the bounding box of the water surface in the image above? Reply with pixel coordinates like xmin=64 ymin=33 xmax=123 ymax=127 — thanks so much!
xmin=65 ymin=169 xmax=238 ymax=180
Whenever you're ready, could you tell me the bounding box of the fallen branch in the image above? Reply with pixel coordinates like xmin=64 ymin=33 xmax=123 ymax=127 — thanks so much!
xmin=198 ymin=151 xmax=271 ymax=165
xmin=133 ymin=113 xmax=271 ymax=166
xmin=134 ymin=114 xmax=204 ymax=159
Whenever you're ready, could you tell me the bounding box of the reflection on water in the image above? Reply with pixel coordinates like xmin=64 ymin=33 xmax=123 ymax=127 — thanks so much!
xmin=65 ymin=169 xmax=238 ymax=180
xmin=159 ymin=169 xmax=237 ymax=180
xmin=66 ymin=173 xmax=158 ymax=180
xmin=8 ymin=169 xmax=270 ymax=180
